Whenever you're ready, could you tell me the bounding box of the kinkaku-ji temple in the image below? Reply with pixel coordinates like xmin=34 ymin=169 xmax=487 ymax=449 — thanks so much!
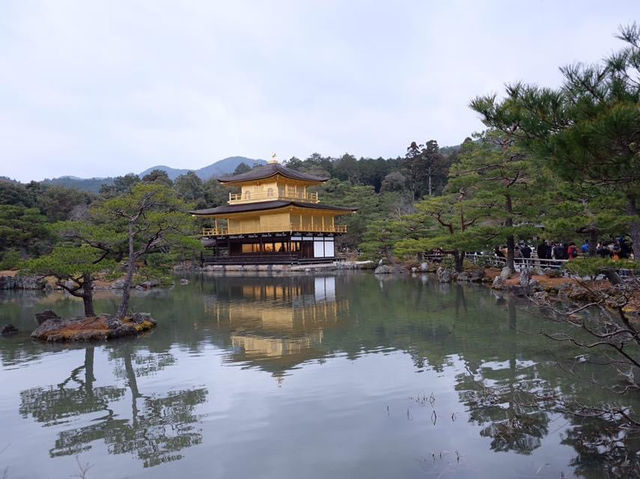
xmin=191 ymin=160 xmax=357 ymax=264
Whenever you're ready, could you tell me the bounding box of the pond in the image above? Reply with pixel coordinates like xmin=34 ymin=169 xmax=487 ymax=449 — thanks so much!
xmin=0 ymin=273 xmax=634 ymax=478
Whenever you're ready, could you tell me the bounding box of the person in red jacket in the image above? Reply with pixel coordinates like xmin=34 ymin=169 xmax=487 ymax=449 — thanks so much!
xmin=567 ymin=242 xmax=578 ymax=260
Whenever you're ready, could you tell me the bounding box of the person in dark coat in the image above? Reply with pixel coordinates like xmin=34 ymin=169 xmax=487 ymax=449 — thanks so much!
xmin=537 ymin=241 xmax=550 ymax=260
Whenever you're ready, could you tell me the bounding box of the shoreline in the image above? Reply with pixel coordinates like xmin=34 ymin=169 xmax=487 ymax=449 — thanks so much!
xmin=2 ymin=261 xmax=637 ymax=318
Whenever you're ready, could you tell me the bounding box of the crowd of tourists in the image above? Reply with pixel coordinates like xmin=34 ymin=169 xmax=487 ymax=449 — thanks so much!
xmin=492 ymin=237 xmax=634 ymax=263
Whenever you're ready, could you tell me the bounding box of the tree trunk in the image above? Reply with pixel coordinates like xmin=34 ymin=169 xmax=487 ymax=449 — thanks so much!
xmin=506 ymin=234 xmax=515 ymax=272
xmin=453 ymin=250 xmax=465 ymax=273
xmin=123 ymin=349 xmax=141 ymax=423
xmin=508 ymin=297 xmax=516 ymax=331
xmin=428 ymin=167 xmax=432 ymax=196
xmin=601 ymin=268 xmax=622 ymax=286
xmin=81 ymin=273 xmax=95 ymax=317
xmin=454 ymin=285 xmax=467 ymax=316
xmin=123 ymin=349 xmax=140 ymax=399
xmin=589 ymin=229 xmax=598 ymax=257
xmin=116 ymin=222 xmax=136 ymax=322
xmin=84 ymin=347 xmax=95 ymax=394
xmin=627 ymin=195 xmax=640 ymax=263
xmin=505 ymin=195 xmax=515 ymax=272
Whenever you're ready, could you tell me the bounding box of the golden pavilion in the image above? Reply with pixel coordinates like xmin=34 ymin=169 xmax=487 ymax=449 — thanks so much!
xmin=191 ymin=162 xmax=357 ymax=263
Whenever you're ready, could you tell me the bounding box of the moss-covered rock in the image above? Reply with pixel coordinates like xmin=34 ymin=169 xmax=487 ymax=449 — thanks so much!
xmin=31 ymin=313 xmax=156 ymax=342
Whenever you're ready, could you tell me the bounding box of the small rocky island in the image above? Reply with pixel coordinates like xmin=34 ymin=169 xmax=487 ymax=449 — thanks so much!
xmin=31 ymin=310 xmax=157 ymax=342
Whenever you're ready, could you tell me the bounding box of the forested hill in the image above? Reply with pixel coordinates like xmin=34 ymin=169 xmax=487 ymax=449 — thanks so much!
xmin=40 ymin=176 xmax=115 ymax=193
xmin=40 ymin=156 xmax=267 ymax=192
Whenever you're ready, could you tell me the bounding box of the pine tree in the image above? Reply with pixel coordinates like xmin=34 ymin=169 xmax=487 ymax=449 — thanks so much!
xmin=395 ymin=192 xmax=487 ymax=272
xmin=26 ymin=244 xmax=115 ymax=317
xmin=473 ymin=24 xmax=640 ymax=261
xmin=446 ymin=131 xmax=544 ymax=272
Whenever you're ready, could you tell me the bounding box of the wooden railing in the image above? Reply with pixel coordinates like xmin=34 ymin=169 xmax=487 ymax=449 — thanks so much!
xmin=202 ymin=223 xmax=347 ymax=236
xmin=228 ymin=191 xmax=319 ymax=204
xmin=202 ymin=227 xmax=228 ymax=236
xmin=300 ymin=224 xmax=347 ymax=233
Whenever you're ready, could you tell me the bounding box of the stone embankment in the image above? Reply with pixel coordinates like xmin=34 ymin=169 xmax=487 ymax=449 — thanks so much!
xmin=374 ymin=262 xmax=489 ymax=283
xmin=0 ymin=270 xmax=168 ymax=291
xmin=373 ymin=260 xmax=640 ymax=316
xmin=0 ymin=271 xmax=45 ymax=290
xmin=174 ymin=261 xmax=376 ymax=274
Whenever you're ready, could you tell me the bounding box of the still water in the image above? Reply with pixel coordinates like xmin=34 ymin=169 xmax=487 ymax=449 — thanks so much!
xmin=0 ymin=273 xmax=632 ymax=478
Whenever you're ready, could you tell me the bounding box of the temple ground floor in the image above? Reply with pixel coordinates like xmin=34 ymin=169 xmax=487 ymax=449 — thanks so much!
xmin=201 ymin=232 xmax=339 ymax=264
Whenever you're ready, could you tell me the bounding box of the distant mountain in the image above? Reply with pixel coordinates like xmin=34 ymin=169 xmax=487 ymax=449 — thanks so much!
xmin=137 ymin=165 xmax=191 ymax=181
xmin=43 ymin=156 xmax=267 ymax=192
xmin=194 ymin=156 xmax=266 ymax=180
xmin=140 ymin=156 xmax=266 ymax=181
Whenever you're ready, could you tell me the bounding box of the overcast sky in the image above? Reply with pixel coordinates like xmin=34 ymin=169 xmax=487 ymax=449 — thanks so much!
xmin=1 ymin=1 xmax=638 ymax=181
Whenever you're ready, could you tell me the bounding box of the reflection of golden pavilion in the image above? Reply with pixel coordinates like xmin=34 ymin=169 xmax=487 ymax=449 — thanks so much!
xmin=204 ymin=276 xmax=348 ymax=375
xmin=231 ymin=330 xmax=324 ymax=359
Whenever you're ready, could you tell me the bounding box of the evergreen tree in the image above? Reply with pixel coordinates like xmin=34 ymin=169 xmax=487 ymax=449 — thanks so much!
xmin=202 ymin=178 xmax=230 ymax=208
xmin=0 ymin=205 xmax=52 ymax=261
xmin=92 ymin=183 xmax=200 ymax=321
xmin=473 ymin=24 xmax=640 ymax=261
xmin=36 ymin=185 xmax=92 ymax=222
xmin=395 ymin=192 xmax=487 ymax=272
xmin=541 ymin=180 xmax=630 ymax=254
xmin=404 ymin=140 xmax=449 ymax=199
xmin=26 ymin=244 xmax=115 ymax=317
xmin=174 ymin=172 xmax=205 ymax=207
xmin=232 ymin=162 xmax=251 ymax=175
xmin=141 ymin=169 xmax=173 ymax=186
xmin=99 ymin=174 xmax=141 ymax=197
xmin=450 ymin=131 xmax=546 ymax=272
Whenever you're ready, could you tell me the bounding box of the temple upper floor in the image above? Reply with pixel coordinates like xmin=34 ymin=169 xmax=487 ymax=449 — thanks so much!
xmin=218 ymin=162 xmax=327 ymax=205
xmin=229 ymin=182 xmax=319 ymax=204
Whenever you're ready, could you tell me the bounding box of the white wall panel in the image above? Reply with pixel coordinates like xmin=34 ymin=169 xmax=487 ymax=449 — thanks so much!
xmin=325 ymin=240 xmax=335 ymax=257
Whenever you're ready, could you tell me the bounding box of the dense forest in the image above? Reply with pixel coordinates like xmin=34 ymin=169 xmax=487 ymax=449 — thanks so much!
xmin=1 ymin=24 xmax=639 ymax=274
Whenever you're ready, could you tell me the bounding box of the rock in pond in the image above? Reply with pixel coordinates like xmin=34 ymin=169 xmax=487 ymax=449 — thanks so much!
xmin=374 ymin=264 xmax=407 ymax=275
xmin=35 ymin=309 xmax=60 ymax=325
xmin=31 ymin=313 xmax=157 ymax=342
xmin=139 ymin=279 xmax=160 ymax=289
xmin=1 ymin=324 xmax=18 ymax=336
xmin=436 ymin=267 xmax=453 ymax=283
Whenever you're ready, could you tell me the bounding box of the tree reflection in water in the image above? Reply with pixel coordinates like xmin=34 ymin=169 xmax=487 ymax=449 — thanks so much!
xmin=19 ymin=345 xmax=207 ymax=468
xmin=561 ymin=408 xmax=640 ymax=477
xmin=457 ymin=372 xmax=554 ymax=454
xmin=456 ymin=296 xmax=554 ymax=455
xmin=453 ymin=294 xmax=640 ymax=477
